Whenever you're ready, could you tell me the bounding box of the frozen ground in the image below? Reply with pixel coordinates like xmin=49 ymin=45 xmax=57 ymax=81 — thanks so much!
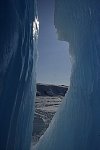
xmin=32 ymin=83 xmax=68 ymax=145
xmin=32 ymin=96 xmax=64 ymax=145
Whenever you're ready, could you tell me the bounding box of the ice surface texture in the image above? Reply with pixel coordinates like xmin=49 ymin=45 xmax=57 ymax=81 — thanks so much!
xmin=0 ymin=0 xmax=38 ymax=150
xmin=34 ymin=0 xmax=100 ymax=150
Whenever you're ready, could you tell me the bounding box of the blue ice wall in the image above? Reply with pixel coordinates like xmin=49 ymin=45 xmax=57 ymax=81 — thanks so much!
xmin=34 ymin=0 xmax=100 ymax=150
xmin=0 ymin=0 xmax=39 ymax=150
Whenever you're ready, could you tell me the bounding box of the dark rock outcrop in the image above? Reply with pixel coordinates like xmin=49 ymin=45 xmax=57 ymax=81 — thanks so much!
xmin=36 ymin=83 xmax=68 ymax=96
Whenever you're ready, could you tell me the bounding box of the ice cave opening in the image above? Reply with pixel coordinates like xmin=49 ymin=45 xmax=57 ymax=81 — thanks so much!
xmin=0 ymin=0 xmax=100 ymax=150
xmin=32 ymin=0 xmax=72 ymax=146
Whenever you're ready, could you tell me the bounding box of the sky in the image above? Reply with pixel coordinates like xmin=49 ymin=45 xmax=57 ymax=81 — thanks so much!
xmin=36 ymin=0 xmax=71 ymax=86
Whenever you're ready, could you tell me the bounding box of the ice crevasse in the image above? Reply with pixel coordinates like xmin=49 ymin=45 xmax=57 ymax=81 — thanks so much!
xmin=34 ymin=0 xmax=100 ymax=150
xmin=0 ymin=0 xmax=100 ymax=150
xmin=0 ymin=0 xmax=39 ymax=150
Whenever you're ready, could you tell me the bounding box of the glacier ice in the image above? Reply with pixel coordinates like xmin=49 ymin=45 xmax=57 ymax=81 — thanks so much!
xmin=34 ymin=0 xmax=100 ymax=150
xmin=0 ymin=0 xmax=39 ymax=150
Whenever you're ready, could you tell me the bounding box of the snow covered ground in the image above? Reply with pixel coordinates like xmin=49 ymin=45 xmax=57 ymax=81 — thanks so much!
xmin=32 ymin=83 xmax=68 ymax=146
xmin=32 ymin=82 xmax=68 ymax=146
xmin=32 ymin=96 xmax=64 ymax=145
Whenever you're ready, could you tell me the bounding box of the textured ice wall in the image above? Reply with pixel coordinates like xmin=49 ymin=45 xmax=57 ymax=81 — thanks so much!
xmin=0 ymin=0 xmax=39 ymax=150
xmin=34 ymin=0 xmax=100 ymax=150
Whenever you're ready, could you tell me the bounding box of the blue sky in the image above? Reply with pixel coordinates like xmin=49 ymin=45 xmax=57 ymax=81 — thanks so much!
xmin=36 ymin=0 xmax=71 ymax=85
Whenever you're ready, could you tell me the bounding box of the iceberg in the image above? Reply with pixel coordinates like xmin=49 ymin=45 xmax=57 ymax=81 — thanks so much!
xmin=34 ymin=0 xmax=100 ymax=150
xmin=0 ymin=0 xmax=39 ymax=150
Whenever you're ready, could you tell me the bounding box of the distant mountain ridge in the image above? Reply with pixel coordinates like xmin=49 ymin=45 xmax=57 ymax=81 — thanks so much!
xmin=36 ymin=83 xmax=68 ymax=96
